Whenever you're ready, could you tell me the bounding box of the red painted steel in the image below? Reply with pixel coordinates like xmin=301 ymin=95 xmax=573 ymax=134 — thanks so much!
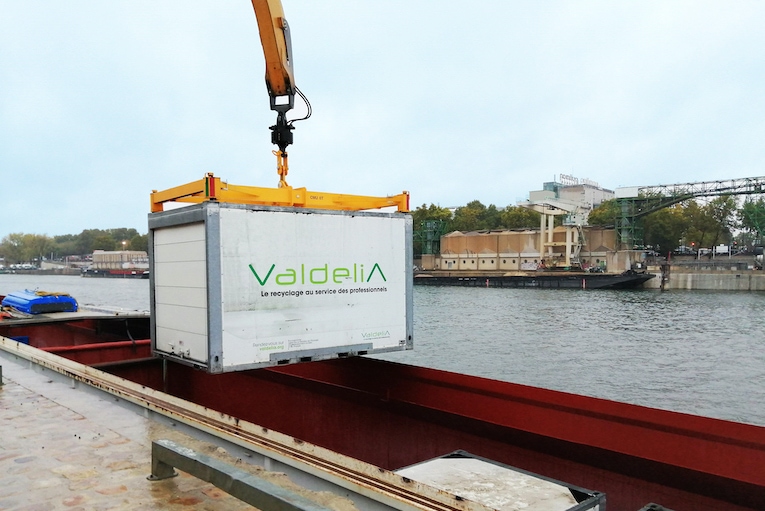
xmin=4 ymin=320 xmax=764 ymax=511
xmin=155 ymin=358 xmax=764 ymax=511
xmin=42 ymin=339 xmax=152 ymax=366
xmin=273 ymin=358 xmax=765 ymax=488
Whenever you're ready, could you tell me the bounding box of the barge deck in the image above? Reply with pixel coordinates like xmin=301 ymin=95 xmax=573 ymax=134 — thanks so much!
xmin=1 ymin=313 xmax=764 ymax=511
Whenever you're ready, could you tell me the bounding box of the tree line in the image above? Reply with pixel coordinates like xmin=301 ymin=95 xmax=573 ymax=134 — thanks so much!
xmin=0 ymin=228 xmax=148 ymax=265
xmin=4 ymin=195 xmax=764 ymax=264
xmin=412 ymin=195 xmax=765 ymax=255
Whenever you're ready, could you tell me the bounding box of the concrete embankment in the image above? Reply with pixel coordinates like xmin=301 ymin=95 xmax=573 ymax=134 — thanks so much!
xmin=646 ymin=266 xmax=765 ymax=291
xmin=0 ymin=268 xmax=81 ymax=276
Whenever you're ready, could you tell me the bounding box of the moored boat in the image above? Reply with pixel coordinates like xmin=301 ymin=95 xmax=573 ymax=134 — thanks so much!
xmin=414 ymin=269 xmax=655 ymax=289
xmin=81 ymin=267 xmax=149 ymax=278
xmin=0 ymin=299 xmax=762 ymax=511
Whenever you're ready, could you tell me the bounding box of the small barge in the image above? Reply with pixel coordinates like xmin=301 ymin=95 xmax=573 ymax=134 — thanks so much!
xmin=414 ymin=270 xmax=655 ymax=289
xmin=81 ymin=267 xmax=149 ymax=278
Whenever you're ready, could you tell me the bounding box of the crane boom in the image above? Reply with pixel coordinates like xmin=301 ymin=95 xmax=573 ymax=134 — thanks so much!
xmin=250 ymin=0 xmax=297 ymax=187
xmin=250 ymin=0 xmax=294 ymax=112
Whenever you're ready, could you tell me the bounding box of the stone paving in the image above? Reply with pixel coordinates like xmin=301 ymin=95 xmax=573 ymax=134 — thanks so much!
xmin=0 ymin=360 xmax=352 ymax=511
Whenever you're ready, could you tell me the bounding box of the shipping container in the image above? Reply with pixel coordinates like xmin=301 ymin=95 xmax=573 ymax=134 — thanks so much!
xmin=148 ymin=202 xmax=413 ymax=373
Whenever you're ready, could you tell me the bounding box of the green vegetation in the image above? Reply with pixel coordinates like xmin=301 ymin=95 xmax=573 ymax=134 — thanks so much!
xmin=4 ymin=194 xmax=764 ymax=264
xmin=0 ymin=228 xmax=148 ymax=265
xmin=589 ymin=195 xmax=759 ymax=254
xmin=412 ymin=201 xmax=542 ymax=235
xmin=414 ymin=194 xmax=763 ymax=256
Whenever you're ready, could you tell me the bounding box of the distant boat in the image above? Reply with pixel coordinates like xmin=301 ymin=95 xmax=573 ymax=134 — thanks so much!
xmin=81 ymin=268 xmax=149 ymax=279
xmin=413 ymin=269 xmax=655 ymax=289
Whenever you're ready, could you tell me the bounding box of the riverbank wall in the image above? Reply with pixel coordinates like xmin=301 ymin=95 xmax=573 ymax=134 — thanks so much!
xmin=0 ymin=268 xmax=81 ymax=276
xmin=646 ymin=266 xmax=765 ymax=291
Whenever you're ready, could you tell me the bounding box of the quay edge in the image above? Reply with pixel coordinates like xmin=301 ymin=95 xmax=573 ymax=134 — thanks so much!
xmin=645 ymin=266 xmax=765 ymax=291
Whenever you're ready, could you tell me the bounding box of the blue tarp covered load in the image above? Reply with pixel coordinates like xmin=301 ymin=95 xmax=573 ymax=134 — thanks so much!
xmin=1 ymin=290 xmax=78 ymax=314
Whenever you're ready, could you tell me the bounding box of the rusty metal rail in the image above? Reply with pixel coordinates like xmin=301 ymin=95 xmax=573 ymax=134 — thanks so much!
xmin=0 ymin=336 xmax=487 ymax=511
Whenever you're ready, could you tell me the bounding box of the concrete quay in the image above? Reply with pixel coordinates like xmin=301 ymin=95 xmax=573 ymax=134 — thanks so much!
xmin=0 ymin=360 xmax=351 ymax=511
xmin=646 ymin=266 xmax=765 ymax=291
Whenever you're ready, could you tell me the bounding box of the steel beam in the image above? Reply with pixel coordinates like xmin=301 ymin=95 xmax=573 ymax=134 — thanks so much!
xmin=149 ymin=439 xmax=333 ymax=511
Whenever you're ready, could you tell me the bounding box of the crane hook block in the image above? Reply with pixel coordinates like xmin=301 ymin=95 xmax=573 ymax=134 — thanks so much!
xmin=270 ymin=112 xmax=294 ymax=152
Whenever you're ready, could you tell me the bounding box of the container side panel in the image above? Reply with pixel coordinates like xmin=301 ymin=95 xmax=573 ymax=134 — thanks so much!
xmin=153 ymin=261 xmax=207 ymax=289
xmin=154 ymin=222 xmax=206 ymax=244
xmin=154 ymin=286 xmax=207 ymax=310
xmin=218 ymin=208 xmax=410 ymax=369
xmin=153 ymin=223 xmax=208 ymax=363
xmin=154 ymin=303 xmax=208 ymax=335
xmin=155 ymin=327 xmax=208 ymax=360
xmin=154 ymin=240 xmax=207 ymax=264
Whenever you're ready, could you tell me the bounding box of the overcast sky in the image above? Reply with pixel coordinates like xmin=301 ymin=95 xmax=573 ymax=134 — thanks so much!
xmin=1 ymin=1 xmax=764 ymax=239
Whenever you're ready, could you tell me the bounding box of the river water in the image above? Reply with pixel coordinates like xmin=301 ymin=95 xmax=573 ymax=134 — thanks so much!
xmin=2 ymin=274 xmax=763 ymax=426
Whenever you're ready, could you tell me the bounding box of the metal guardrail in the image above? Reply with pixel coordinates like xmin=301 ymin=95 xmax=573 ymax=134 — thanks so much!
xmin=0 ymin=338 xmax=483 ymax=511
xmin=149 ymin=439 xmax=334 ymax=511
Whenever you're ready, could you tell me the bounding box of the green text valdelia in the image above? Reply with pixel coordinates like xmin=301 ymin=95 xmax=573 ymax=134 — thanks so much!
xmin=249 ymin=263 xmax=386 ymax=286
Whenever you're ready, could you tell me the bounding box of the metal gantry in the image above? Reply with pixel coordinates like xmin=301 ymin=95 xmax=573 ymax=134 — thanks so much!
xmin=413 ymin=220 xmax=448 ymax=255
xmin=616 ymin=176 xmax=765 ymax=248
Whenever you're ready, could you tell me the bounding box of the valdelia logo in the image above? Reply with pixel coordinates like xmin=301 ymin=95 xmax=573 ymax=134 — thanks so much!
xmin=249 ymin=263 xmax=386 ymax=286
xmin=361 ymin=330 xmax=390 ymax=339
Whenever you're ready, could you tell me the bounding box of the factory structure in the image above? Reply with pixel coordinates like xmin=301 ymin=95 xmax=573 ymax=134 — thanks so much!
xmin=418 ymin=175 xmax=643 ymax=273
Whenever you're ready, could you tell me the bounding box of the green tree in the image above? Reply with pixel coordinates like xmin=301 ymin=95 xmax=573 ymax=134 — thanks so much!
xmin=53 ymin=234 xmax=79 ymax=257
xmin=451 ymin=200 xmax=504 ymax=231
xmin=679 ymin=196 xmax=736 ymax=250
xmin=77 ymin=229 xmax=120 ymax=254
xmin=643 ymin=205 xmax=688 ymax=255
xmin=705 ymin=195 xmax=737 ymax=247
xmin=92 ymin=234 xmax=117 ymax=251
xmin=499 ymin=206 xmax=541 ymax=229
xmin=109 ymin=228 xmax=140 ymax=247
xmin=128 ymin=234 xmax=149 ymax=252
xmin=740 ymin=198 xmax=765 ymax=243
xmin=2 ymin=228 xmax=149 ymax=261
xmin=482 ymin=204 xmax=502 ymax=230
xmin=587 ymin=199 xmax=620 ymax=227
xmin=451 ymin=202 xmax=483 ymax=231
xmin=683 ymin=201 xmax=719 ymax=249
xmin=21 ymin=234 xmax=54 ymax=264
xmin=411 ymin=204 xmax=453 ymax=232
xmin=76 ymin=229 xmax=100 ymax=254
xmin=411 ymin=204 xmax=453 ymax=256
xmin=0 ymin=233 xmax=25 ymax=264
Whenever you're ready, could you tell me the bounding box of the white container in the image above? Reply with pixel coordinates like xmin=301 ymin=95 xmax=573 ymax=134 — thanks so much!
xmin=149 ymin=202 xmax=413 ymax=373
xmin=615 ymin=186 xmax=640 ymax=199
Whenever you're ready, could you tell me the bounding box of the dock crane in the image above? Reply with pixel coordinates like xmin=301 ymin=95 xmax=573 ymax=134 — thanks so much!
xmin=517 ymin=197 xmax=591 ymax=268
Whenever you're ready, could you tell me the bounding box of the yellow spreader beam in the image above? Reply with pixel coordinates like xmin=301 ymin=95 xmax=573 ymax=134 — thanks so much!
xmin=150 ymin=173 xmax=409 ymax=213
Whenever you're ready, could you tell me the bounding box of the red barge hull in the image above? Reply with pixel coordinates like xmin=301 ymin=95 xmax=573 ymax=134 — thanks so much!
xmin=1 ymin=315 xmax=763 ymax=511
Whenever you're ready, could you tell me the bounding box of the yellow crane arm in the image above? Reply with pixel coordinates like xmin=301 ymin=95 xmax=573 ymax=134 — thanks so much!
xmin=250 ymin=0 xmax=295 ymax=113
xmin=250 ymin=0 xmax=298 ymax=187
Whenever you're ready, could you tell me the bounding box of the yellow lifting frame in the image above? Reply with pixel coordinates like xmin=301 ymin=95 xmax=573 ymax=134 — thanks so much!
xmin=150 ymin=173 xmax=410 ymax=213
